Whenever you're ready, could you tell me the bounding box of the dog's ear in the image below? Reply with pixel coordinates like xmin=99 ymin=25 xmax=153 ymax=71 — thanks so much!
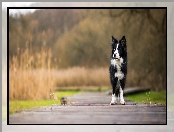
xmin=121 ymin=36 xmax=126 ymax=47
xmin=111 ymin=36 xmax=118 ymax=43
xmin=121 ymin=36 xmax=126 ymax=40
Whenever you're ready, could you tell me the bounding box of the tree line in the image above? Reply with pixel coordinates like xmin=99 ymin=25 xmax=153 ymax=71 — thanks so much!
xmin=9 ymin=9 xmax=166 ymax=90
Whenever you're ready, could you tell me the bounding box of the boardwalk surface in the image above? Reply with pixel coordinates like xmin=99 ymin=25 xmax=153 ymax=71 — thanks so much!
xmin=8 ymin=92 xmax=166 ymax=124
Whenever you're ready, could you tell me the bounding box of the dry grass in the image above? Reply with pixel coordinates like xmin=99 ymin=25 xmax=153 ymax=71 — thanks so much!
xmin=9 ymin=46 xmax=56 ymax=100
xmin=53 ymin=67 xmax=110 ymax=87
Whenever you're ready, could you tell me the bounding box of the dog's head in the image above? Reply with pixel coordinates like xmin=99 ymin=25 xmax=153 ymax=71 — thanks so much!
xmin=111 ymin=36 xmax=127 ymax=60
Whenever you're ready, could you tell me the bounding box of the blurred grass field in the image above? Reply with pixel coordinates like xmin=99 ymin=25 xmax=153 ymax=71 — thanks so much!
xmin=125 ymin=90 xmax=166 ymax=105
xmin=9 ymin=87 xmax=109 ymax=114
xmin=9 ymin=90 xmax=80 ymax=114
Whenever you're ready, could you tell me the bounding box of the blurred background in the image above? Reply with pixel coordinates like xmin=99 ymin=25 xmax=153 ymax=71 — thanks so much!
xmin=2 ymin=3 xmax=167 ymax=101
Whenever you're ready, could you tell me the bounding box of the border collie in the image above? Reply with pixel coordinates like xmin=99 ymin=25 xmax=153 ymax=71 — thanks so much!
xmin=109 ymin=36 xmax=127 ymax=105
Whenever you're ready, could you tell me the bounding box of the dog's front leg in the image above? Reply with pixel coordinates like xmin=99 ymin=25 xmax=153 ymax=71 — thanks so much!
xmin=119 ymin=86 xmax=125 ymax=105
xmin=110 ymin=93 xmax=117 ymax=105
xmin=110 ymin=82 xmax=117 ymax=105
xmin=109 ymin=66 xmax=117 ymax=105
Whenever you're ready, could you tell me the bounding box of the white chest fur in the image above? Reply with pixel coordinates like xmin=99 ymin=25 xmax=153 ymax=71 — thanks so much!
xmin=111 ymin=58 xmax=124 ymax=80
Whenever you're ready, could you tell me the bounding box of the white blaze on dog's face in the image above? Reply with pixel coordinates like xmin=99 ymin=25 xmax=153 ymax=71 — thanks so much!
xmin=113 ymin=44 xmax=120 ymax=59
xmin=112 ymin=43 xmax=123 ymax=60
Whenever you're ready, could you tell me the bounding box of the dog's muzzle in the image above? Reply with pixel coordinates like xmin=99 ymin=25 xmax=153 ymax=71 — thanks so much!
xmin=114 ymin=58 xmax=120 ymax=60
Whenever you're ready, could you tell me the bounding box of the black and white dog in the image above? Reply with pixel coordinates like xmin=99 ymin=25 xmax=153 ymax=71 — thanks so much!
xmin=109 ymin=36 xmax=127 ymax=105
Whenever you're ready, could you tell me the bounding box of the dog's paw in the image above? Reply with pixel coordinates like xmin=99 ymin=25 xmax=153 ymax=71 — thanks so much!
xmin=120 ymin=101 xmax=125 ymax=105
xmin=110 ymin=102 xmax=116 ymax=105
xmin=110 ymin=101 xmax=117 ymax=105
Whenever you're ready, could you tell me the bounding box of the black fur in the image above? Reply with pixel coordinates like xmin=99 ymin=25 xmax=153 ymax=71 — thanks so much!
xmin=109 ymin=36 xmax=127 ymax=99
